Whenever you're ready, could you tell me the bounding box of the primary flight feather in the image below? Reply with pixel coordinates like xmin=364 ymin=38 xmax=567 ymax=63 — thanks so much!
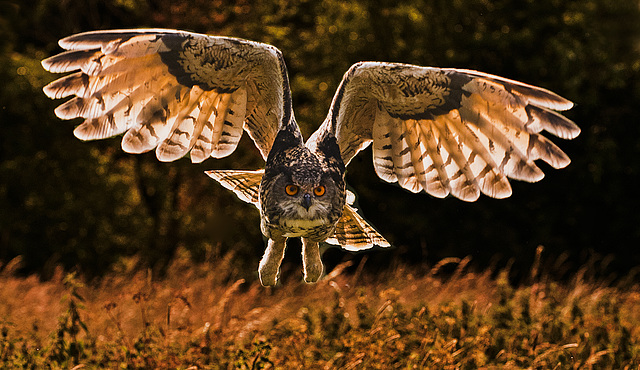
xmin=42 ymin=29 xmax=579 ymax=286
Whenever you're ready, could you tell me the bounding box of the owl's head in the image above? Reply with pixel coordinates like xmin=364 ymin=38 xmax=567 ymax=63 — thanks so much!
xmin=262 ymin=146 xmax=342 ymax=222
xmin=260 ymin=125 xmax=346 ymax=239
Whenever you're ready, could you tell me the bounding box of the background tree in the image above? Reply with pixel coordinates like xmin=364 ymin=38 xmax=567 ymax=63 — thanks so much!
xmin=1 ymin=0 xmax=639 ymax=280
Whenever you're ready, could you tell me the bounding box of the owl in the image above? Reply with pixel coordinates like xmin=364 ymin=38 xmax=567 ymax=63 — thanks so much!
xmin=42 ymin=29 xmax=579 ymax=286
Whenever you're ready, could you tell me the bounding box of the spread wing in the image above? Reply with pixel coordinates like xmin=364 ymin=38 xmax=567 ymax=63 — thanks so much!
xmin=42 ymin=29 xmax=292 ymax=162
xmin=311 ymin=62 xmax=579 ymax=201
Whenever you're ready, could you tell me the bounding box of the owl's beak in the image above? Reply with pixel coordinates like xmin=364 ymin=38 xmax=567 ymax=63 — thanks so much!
xmin=302 ymin=193 xmax=312 ymax=210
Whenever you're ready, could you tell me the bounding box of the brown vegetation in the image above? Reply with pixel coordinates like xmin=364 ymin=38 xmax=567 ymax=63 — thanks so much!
xmin=1 ymin=248 xmax=639 ymax=368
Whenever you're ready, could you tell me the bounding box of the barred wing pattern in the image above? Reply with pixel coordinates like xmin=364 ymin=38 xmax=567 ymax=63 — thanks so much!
xmin=41 ymin=29 xmax=288 ymax=162
xmin=205 ymin=169 xmax=263 ymax=205
xmin=205 ymin=170 xmax=390 ymax=250
xmin=315 ymin=62 xmax=579 ymax=202
xmin=324 ymin=201 xmax=391 ymax=251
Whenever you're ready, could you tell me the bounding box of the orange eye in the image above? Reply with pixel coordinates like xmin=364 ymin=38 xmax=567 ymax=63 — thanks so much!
xmin=285 ymin=184 xmax=299 ymax=196
xmin=313 ymin=185 xmax=326 ymax=197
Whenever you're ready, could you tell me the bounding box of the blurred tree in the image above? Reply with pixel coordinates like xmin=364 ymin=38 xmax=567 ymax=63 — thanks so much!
xmin=1 ymin=0 xmax=639 ymax=280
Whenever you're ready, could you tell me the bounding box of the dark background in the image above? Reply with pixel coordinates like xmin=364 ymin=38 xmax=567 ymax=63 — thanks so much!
xmin=1 ymin=0 xmax=639 ymax=282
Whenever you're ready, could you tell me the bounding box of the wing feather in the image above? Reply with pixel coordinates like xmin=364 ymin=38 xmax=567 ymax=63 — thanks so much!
xmin=371 ymin=110 xmax=397 ymax=183
xmin=121 ymin=83 xmax=188 ymax=153
xmin=403 ymin=119 xmax=430 ymax=194
xmin=435 ymin=114 xmax=481 ymax=201
xmin=205 ymin=169 xmax=263 ymax=205
xmin=155 ymin=86 xmax=207 ymax=161
xmin=314 ymin=62 xmax=578 ymax=201
xmin=416 ymin=120 xmax=451 ymax=198
xmin=454 ymin=68 xmax=575 ymax=111
xmin=389 ymin=115 xmax=421 ymax=193
xmin=41 ymin=50 xmax=102 ymax=73
xmin=325 ymin=195 xmax=391 ymax=251
xmin=190 ymin=91 xmax=222 ymax=162
xmin=43 ymin=29 xmax=291 ymax=162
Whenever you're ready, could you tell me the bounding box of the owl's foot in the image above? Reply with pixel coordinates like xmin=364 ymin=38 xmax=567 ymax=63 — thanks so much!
xmin=258 ymin=264 xmax=279 ymax=287
xmin=302 ymin=239 xmax=323 ymax=283
xmin=259 ymin=237 xmax=287 ymax=287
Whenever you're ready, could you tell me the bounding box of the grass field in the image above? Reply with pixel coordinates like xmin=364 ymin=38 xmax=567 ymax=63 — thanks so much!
xmin=1 ymin=247 xmax=639 ymax=369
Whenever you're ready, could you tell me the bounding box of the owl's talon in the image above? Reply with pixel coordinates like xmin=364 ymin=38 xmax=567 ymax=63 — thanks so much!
xmin=259 ymin=237 xmax=287 ymax=287
xmin=302 ymin=239 xmax=323 ymax=283
xmin=258 ymin=268 xmax=279 ymax=287
xmin=303 ymin=265 xmax=323 ymax=283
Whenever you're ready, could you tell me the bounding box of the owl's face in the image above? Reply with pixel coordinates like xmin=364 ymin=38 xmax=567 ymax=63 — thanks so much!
xmin=260 ymin=149 xmax=345 ymax=240
xmin=270 ymin=170 xmax=338 ymax=222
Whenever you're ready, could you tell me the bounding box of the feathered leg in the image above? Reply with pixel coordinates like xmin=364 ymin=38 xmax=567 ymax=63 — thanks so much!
xmin=302 ymin=238 xmax=323 ymax=283
xmin=258 ymin=237 xmax=287 ymax=287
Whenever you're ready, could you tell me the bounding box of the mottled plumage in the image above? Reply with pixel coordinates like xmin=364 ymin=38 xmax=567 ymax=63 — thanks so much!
xmin=42 ymin=29 xmax=579 ymax=286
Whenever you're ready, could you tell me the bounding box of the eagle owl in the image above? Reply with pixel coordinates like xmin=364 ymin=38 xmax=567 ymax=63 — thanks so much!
xmin=42 ymin=29 xmax=579 ymax=286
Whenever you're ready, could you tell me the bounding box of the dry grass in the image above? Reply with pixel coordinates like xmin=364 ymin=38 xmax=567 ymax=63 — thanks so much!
xmin=1 ymin=248 xmax=639 ymax=369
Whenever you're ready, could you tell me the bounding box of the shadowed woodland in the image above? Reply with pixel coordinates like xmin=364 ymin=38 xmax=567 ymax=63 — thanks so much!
xmin=2 ymin=0 xmax=640 ymax=367
xmin=2 ymin=0 xmax=639 ymax=280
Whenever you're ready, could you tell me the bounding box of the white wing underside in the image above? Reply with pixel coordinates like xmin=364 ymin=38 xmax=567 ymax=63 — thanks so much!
xmin=312 ymin=62 xmax=579 ymax=202
xmin=42 ymin=29 xmax=286 ymax=162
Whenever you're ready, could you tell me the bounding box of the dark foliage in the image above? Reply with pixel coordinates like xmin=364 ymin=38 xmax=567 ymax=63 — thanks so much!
xmin=1 ymin=0 xmax=639 ymax=280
